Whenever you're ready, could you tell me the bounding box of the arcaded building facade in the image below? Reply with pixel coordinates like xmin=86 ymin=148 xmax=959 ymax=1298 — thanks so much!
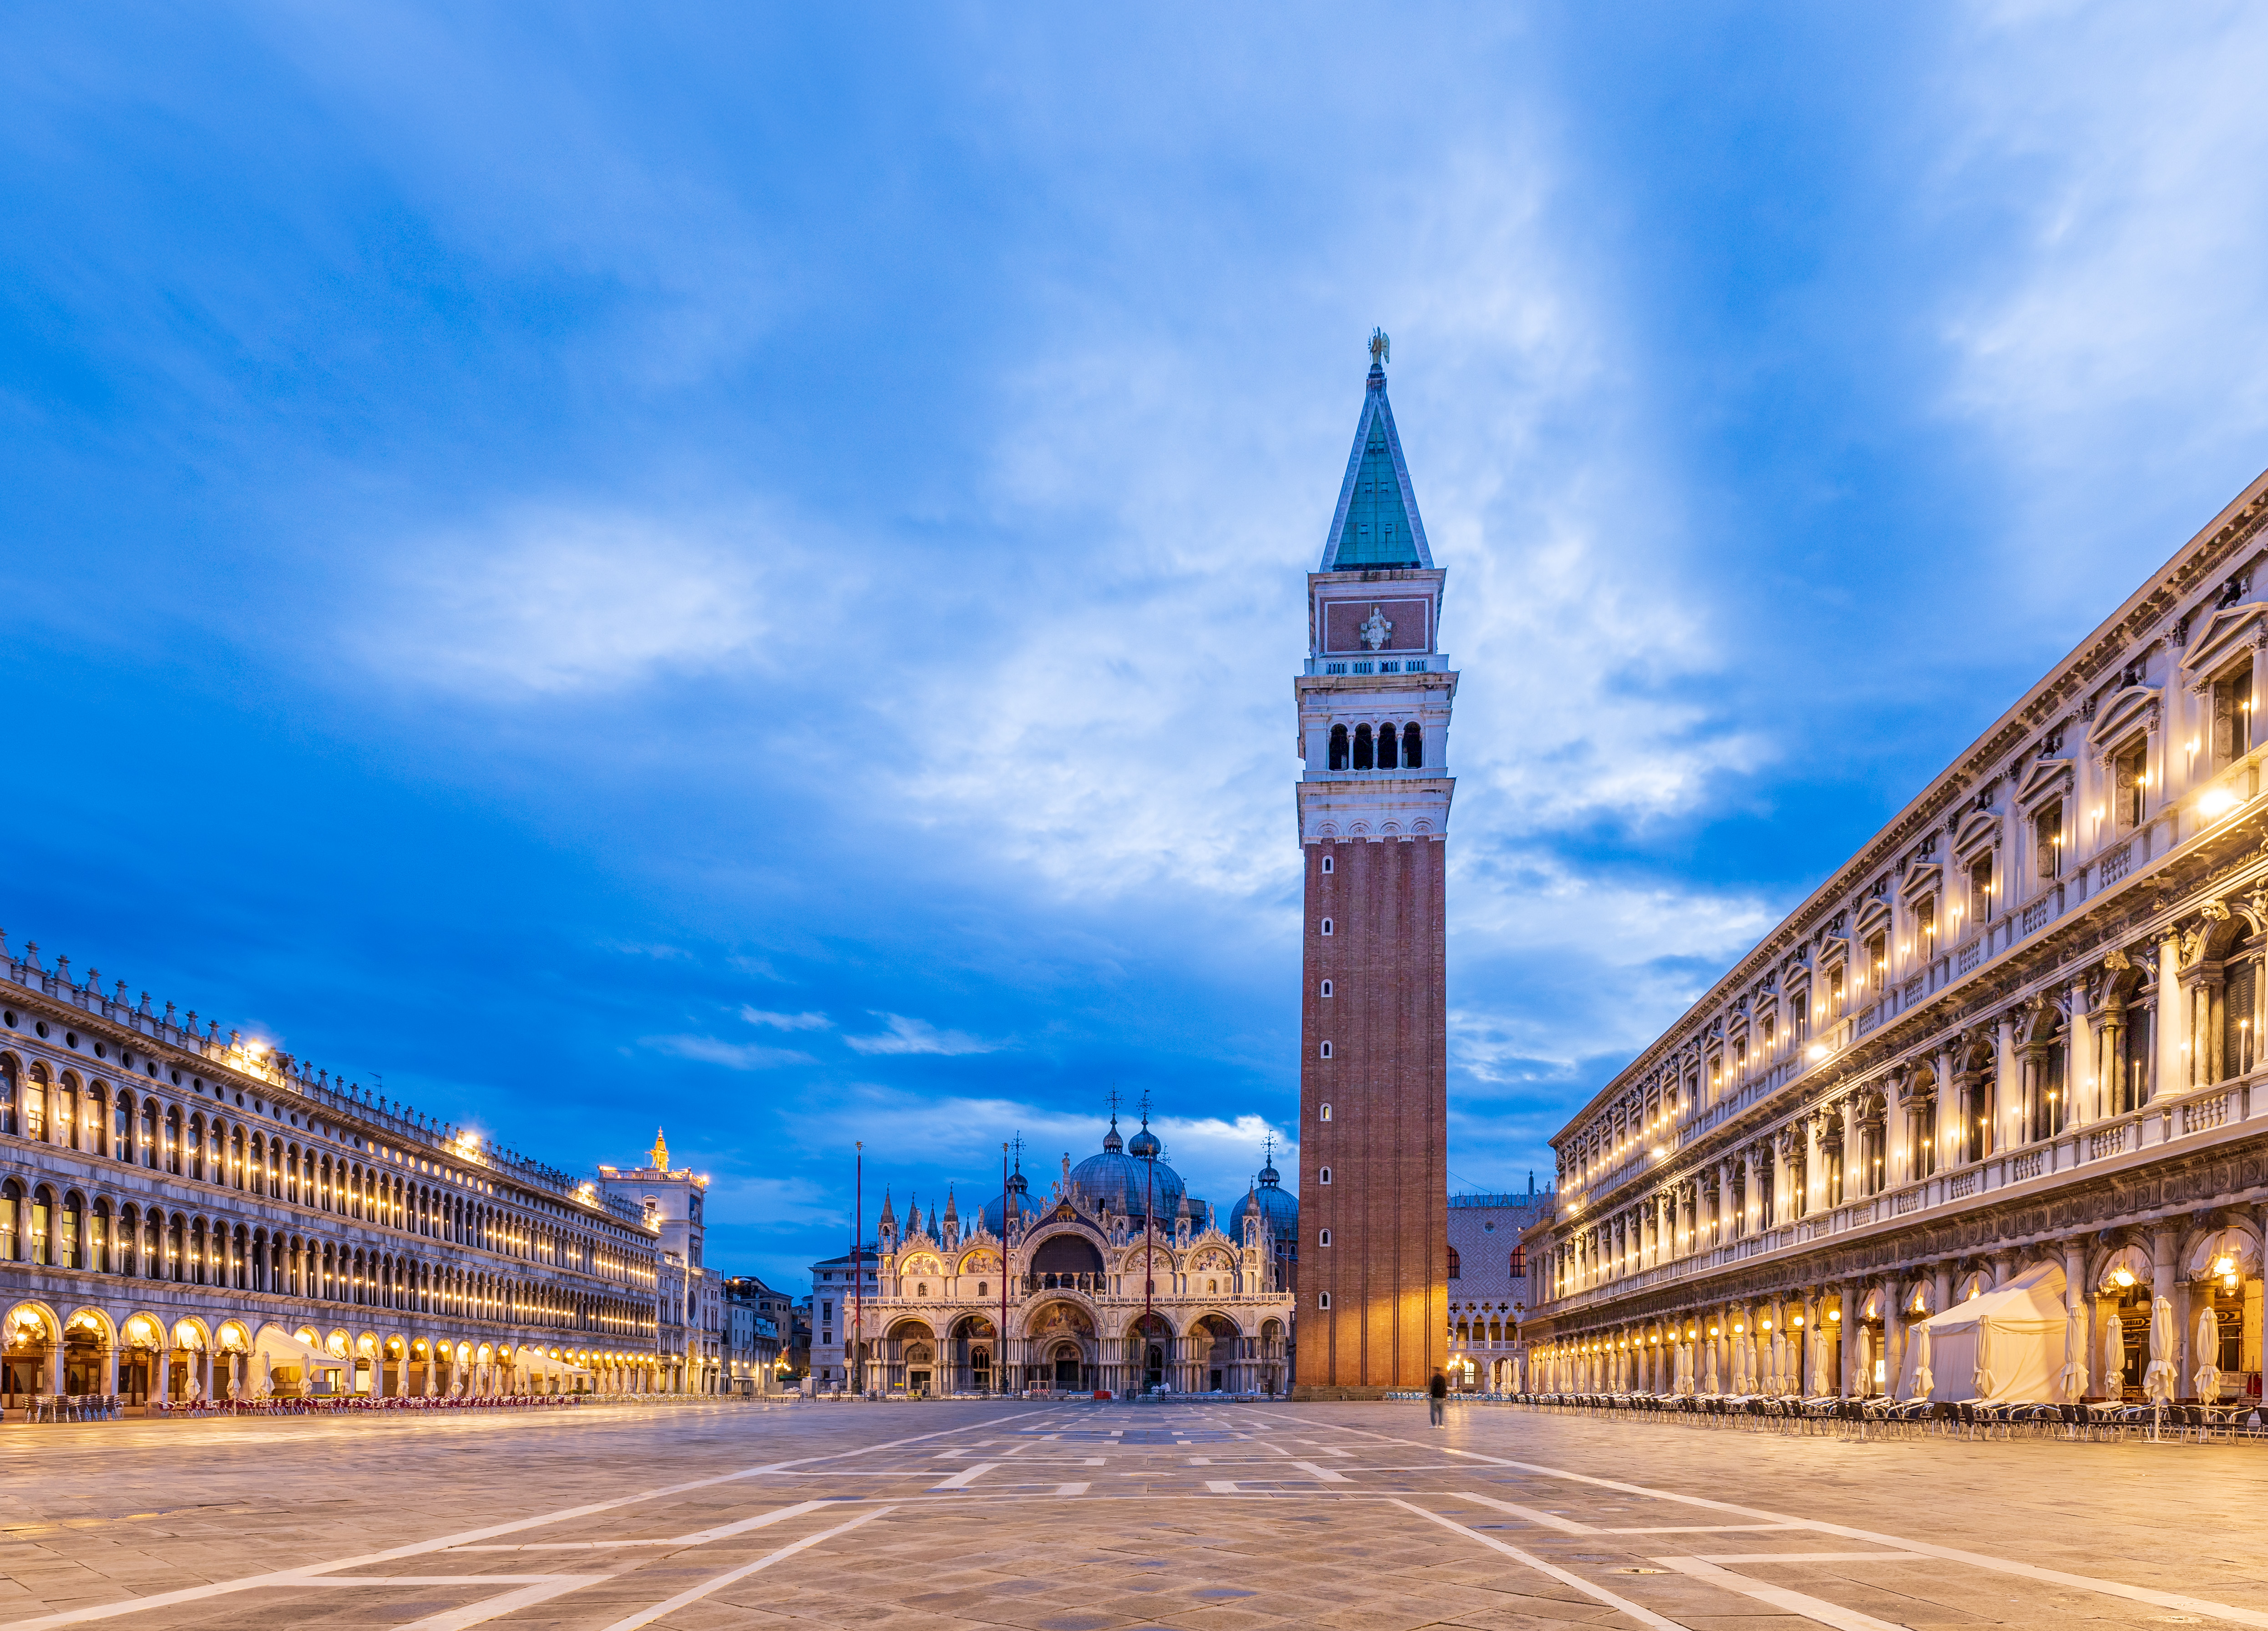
xmin=1296 ymin=336 xmax=1454 ymax=1396
xmin=0 ymin=935 xmax=684 ymax=1405
xmin=1523 ymin=468 xmax=2268 ymax=1406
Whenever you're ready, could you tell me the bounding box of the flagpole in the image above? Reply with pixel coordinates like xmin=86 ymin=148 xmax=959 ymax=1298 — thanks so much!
xmin=998 ymin=1142 xmax=1010 ymax=1396
xmin=852 ymin=1142 xmax=863 ymax=1399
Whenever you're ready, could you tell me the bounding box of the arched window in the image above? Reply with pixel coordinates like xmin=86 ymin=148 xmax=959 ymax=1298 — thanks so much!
xmin=119 ymin=1204 xmax=139 ymax=1276
xmin=90 ymin=1198 xmax=111 ymax=1272
xmin=167 ymin=1214 xmax=185 ymax=1281
xmin=1403 ymin=722 xmax=1422 ymax=767
xmin=142 ymin=1099 xmax=157 ymax=1167
xmin=1377 ymin=722 xmax=1398 ymax=769
xmin=114 ymin=1090 xmax=132 ymax=1159
xmin=1328 ymin=724 xmax=1349 ymax=771
xmin=60 ymin=1192 xmax=82 ymax=1268
xmin=0 ymin=1054 xmax=15 ymax=1135
xmin=232 ymin=1126 xmax=246 ymax=1190
xmin=59 ymin=1076 xmax=79 ymax=1150
xmin=187 ymin=1114 xmax=206 ymax=1181
xmin=165 ymin=1106 xmax=183 ymax=1174
xmin=25 ymin=1065 xmax=47 ymax=1141
xmin=1353 ymin=724 xmax=1374 ymax=770
xmin=0 ymin=1180 xmax=19 ymax=1260
xmin=1448 ymin=1246 xmax=1462 ymax=1280
xmin=29 ymin=1186 xmax=53 ymax=1265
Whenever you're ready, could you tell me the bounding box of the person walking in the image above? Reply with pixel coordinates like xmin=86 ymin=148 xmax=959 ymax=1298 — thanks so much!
xmin=1428 ymin=1370 xmax=1447 ymax=1427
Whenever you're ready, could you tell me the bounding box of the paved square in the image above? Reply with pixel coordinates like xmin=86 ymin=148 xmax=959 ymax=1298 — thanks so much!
xmin=0 ymin=1399 xmax=2263 ymax=1630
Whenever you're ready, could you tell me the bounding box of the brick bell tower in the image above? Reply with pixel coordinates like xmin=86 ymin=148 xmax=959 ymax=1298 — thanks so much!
xmin=1293 ymin=332 xmax=1452 ymax=1398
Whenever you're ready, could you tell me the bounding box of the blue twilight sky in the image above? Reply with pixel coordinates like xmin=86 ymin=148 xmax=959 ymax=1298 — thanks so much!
xmin=7 ymin=5 xmax=2268 ymax=1290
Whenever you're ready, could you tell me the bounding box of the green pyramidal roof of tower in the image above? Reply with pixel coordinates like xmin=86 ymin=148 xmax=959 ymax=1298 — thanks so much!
xmin=1319 ymin=362 xmax=1433 ymax=571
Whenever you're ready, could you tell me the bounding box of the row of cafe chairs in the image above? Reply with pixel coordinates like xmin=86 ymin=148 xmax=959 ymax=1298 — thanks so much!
xmin=1507 ymin=1392 xmax=2268 ymax=1443
xmin=5 ymin=1393 xmax=592 ymax=1421
xmin=9 ymin=1395 xmax=123 ymax=1422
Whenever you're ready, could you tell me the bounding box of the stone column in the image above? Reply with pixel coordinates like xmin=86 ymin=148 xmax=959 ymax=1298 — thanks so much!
xmin=2258 ymin=1203 xmax=2268 ymax=1409
xmin=1994 ymin=1011 xmax=2019 ymax=1157
xmin=2067 ymin=975 xmax=2093 ymax=1130
xmin=2153 ymin=1223 xmax=2178 ymax=1395
xmin=1839 ymin=1283 xmax=1859 ymax=1396
xmin=102 ymin=1338 xmax=118 ymax=1401
xmin=1882 ymin=1278 xmax=1903 ymax=1400
xmin=2063 ymin=1236 xmax=2089 ymax=1399
xmin=2159 ymin=932 xmax=2185 ymax=1102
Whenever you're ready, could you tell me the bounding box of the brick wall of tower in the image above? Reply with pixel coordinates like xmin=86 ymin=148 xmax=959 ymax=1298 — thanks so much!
xmin=1296 ymin=834 xmax=1448 ymax=1395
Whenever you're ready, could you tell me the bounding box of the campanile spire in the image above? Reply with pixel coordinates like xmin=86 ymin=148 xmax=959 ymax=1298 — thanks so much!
xmin=1292 ymin=339 xmax=1453 ymax=1398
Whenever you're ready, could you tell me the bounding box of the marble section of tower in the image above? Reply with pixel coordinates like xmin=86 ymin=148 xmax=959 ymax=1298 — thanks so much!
xmin=1293 ymin=357 xmax=1453 ymax=1397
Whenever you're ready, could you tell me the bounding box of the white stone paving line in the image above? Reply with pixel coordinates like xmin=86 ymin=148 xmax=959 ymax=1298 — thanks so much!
xmin=1251 ymin=1408 xmax=2268 ymax=1631
xmin=1429 ymin=1444 xmax=2268 ymax=1629
xmin=0 ymin=1409 xmax=1038 ymax=1631
xmin=593 ymin=1505 xmax=895 ymax=1631
xmin=1651 ymin=1556 xmax=1908 ymax=1631
xmin=1385 ymin=1499 xmax=1694 ymax=1631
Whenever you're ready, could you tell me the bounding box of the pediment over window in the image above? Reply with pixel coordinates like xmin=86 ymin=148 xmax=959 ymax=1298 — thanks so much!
xmin=1854 ymin=897 xmax=1892 ymax=937
xmin=2015 ymin=757 xmax=2073 ymax=811
xmin=1900 ymin=861 xmax=1943 ymax=902
xmin=1953 ymin=809 xmax=2001 ymax=857
xmin=2180 ymin=604 xmax=2267 ymax=679
xmin=2086 ymin=684 xmax=2160 ymax=751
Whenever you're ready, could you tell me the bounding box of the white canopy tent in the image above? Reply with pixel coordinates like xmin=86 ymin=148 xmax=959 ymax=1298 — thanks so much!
xmin=253 ymin=1324 xmax=350 ymax=1397
xmin=1896 ymin=1261 xmax=2071 ymax=1403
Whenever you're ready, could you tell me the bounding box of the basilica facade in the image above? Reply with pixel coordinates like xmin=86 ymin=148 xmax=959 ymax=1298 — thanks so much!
xmin=808 ymin=1114 xmax=1296 ymax=1396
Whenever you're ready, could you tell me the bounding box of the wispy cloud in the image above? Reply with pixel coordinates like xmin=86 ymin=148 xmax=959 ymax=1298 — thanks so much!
xmin=740 ymin=1007 xmax=831 ymax=1031
xmin=843 ymin=1014 xmax=998 ymax=1057
xmin=356 ymin=507 xmax=797 ymax=697
xmin=641 ymin=1033 xmax=812 ymax=1071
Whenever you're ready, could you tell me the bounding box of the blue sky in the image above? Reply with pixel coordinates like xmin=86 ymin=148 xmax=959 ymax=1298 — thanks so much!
xmin=7 ymin=5 xmax=2268 ymax=1290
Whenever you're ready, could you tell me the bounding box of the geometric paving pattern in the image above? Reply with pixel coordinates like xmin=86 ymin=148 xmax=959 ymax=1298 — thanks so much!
xmin=2 ymin=1399 xmax=2264 ymax=1630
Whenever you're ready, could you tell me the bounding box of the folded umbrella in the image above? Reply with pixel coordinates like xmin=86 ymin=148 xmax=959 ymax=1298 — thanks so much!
xmin=1703 ymin=1341 xmax=1719 ymax=1395
xmin=2143 ymin=1296 xmax=2178 ymax=1404
xmin=2193 ymin=1307 xmax=2223 ymax=1403
xmin=1972 ymin=1319 xmax=1996 ymax=1401
xmin=2100 ymin=1312 xmax=2124 ymax=1400
xmin=1910 ymin=1320 xmax=1934 ymax=1401
xmin=2056 ymin=1304 xmax=2087 ymax=1402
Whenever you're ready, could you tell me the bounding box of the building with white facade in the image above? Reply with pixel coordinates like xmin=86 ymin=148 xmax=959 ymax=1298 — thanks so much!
xmin=1522 ymin=468 xmax=2268 ymax=1409
xmin=1444 ymin=1185 xmax=1551 ymax=1393
xmin=0 ymin=935 xmax=711 ymax=1407
xmin=597 ymin=1131 xmax=725 ymax=1394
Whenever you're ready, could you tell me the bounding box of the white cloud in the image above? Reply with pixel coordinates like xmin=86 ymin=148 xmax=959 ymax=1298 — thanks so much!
xmin=739 ymin=1007 xmax=831 ymax=1031
xmin=641 ymin=1033 xmax=811 ymax=1070
xmin=775 ymin=1086 xmax=1292 ymax=1219
xmin=356 ymin=506 xmax=803 ymax=696
xmin=1933 ymin=6 xmax=2268 ymax=584
xmin=842 ymin=1014 xmax=998 ymax=1057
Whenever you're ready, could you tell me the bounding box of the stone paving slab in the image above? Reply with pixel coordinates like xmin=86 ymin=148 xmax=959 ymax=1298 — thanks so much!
xmin=0 ymin=1399 xmax=2264 ymax=1629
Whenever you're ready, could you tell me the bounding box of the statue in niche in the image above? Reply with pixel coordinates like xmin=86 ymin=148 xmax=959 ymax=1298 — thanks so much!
xmin=1361 ymin=606 xmax=1392 ymax=651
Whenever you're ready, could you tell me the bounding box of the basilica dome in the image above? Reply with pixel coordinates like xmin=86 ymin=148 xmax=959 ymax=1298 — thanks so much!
xmin=1229 ymin=1156 xmax=1298 ymax=1253
xmin=1068 ymin=1115 xmax=1185 ymax=1224
xmin=977 ymin=1159 xmax=1036 ymax=1236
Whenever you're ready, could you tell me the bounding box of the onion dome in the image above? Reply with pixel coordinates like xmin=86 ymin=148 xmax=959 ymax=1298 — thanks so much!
xmin=978 ymin=1157 xmax=1035 ymax=1236
xmin=1069 ymin=1112 xmax=1185 ymax=1223
xmin=1229 ymin=1154 xmax=1298 ymax=1253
